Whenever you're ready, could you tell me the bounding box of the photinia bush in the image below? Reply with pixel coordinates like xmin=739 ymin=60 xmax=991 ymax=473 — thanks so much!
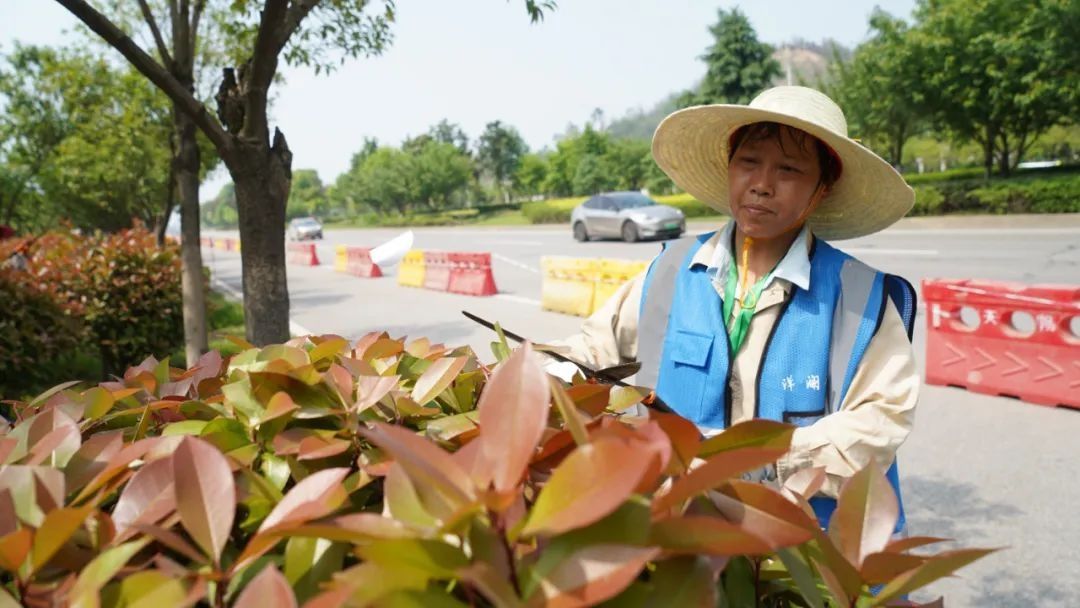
xmin=0 ymin=333 xmax=993 ymax=607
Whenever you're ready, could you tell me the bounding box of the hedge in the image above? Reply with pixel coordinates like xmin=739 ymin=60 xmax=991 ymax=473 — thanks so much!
xmin=909 ymin=173 xmax=1080 ymax=215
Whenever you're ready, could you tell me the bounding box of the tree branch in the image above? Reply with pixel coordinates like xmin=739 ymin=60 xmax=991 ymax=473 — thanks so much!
xmin=190 ymin=0 xmax=206 ymax=59
xmin=136 ymin=0 xmax=174 ymax=69
xmin=282 ymin=0 xmax=322 ymax=44
xmin=54 ymin=0 xmax=232 ymax=157
xmin=248 ymin=0 xmax=290 ymax=91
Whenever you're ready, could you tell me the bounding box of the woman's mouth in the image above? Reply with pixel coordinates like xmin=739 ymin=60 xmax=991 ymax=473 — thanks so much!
xmin=740 ymin=204 xmax=772 ymax=217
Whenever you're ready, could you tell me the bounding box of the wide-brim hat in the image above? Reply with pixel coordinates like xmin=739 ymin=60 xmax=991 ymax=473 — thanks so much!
xmin=651 ymin=86 xmax=914 ymax=240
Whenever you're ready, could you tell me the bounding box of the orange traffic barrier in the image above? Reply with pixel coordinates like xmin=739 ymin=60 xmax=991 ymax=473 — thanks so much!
xmin=343 ymin=247 xmax=382 ymax=278
xmin=923 ymin=279 xmax=1080 ymax=409
xmin=287 ymin=242 xmax=320 ymax=266
xmin=423 ymin=251 xmax=451 ymax=291
xmin=448 ymin=252 xmax=498 ymax=296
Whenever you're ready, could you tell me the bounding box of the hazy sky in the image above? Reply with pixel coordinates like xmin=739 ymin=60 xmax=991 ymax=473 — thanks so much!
xmin=2 ymin=1 xmax=916 ymax=195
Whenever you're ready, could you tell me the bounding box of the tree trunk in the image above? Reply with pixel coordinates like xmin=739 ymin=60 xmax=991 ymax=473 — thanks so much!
xmin=230 ymin=129 xmax=291 ymax=346
xmin=155 ymin=163 xmax=176 ymax=248
xmin=175 ymin=108 xmax=210 ymax=366
xmin=997 ymin=132 xmax=1012 ymax=177
xmin=981 ymin=133 xmax=995 ymax=182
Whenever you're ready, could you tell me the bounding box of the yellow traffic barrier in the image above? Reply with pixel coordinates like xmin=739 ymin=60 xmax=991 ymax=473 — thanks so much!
xmin=541 ymin=257 xmax=601 ymax=317
xmin=397 ymin=249 xmax=426 ymax=287
xmin=214 ymin=238 xmax=229 ymax=251
xmin=592 ymin=258 xmax=649 ymax=313
xmin=335 ymin=245 xmax=348 ymax=273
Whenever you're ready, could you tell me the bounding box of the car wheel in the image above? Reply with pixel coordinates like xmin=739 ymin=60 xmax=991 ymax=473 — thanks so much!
xmin=621 ymin=221 xmax=639 ymax=243
xmin=573 ymin=222 xmax=589 ymax=242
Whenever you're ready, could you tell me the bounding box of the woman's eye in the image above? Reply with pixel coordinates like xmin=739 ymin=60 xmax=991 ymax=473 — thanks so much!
xmin=780 ymin=165 xmax=801 ymax=173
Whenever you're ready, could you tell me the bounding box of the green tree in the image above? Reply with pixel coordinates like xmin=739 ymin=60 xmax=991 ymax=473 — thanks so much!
xmin=202 ymin=182 xmax=238 ymax=227
xmin=907 ymin=0 xmax=1078 ymax=176
xmin=826 ymin=10 xmax=925 ymax=166
xmin=412 ymin=141 xmax=473 ymax=210
xmin=58 ymin=0 xmax=556 ymax=345
xmin=285 ymin=169 xmax=325 ymax=219
xmin=513 ymin=153 xmax=548 ymax=197
xmin=678 ymin=8 xmax=780 ymax=107
xmin=476 ymin=120 xmax=528 ymax=202
xmin=427 ymin=119 xmax=471 ymax=155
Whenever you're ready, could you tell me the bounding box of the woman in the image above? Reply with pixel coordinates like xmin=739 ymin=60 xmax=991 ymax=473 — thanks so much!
xmin=552 ymin=86 xmax=918 ymax=530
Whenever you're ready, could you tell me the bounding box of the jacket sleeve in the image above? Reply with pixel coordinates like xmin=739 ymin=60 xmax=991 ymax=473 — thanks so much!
xmin=774 ymin=300 xmax=919 ymax=498
xmin=545 ymin=272 xmax=645 ymax=370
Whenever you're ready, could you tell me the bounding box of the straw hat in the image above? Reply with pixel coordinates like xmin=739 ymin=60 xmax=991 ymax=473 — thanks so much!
xmin=651 ymin=86 xmax=914 ymax=240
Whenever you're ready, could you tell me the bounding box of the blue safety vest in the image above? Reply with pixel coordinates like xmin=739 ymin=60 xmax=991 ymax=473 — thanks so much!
xmin=638 ymin=231 xmax=917 ymax=531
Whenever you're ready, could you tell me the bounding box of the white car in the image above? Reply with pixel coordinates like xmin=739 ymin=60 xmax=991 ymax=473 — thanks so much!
xmin=287 ymin=217 xmax=323 ymax=241
xmin=570 ymin=191 xmax=685 ymax=242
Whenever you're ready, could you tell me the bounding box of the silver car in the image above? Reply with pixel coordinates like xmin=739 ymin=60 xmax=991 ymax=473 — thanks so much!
xmin=571 ymin=191 xmax=685 ymax=242
xmin=288 ymin=216 xmax=323 ymax=241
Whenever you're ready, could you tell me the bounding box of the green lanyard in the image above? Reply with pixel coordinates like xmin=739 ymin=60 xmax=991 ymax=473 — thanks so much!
xmin=722 ymin=260 xmax=773 ymax=355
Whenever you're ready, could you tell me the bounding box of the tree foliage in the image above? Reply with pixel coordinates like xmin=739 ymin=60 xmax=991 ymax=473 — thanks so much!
xmin=677 ymin=7 xmax=781 ymax=107
xmin=476 ymin=120 xmax=528 ymax=202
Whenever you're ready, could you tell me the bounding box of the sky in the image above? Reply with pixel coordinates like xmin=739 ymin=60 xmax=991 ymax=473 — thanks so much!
xmin=1 ymin=0 xmax=916 ymax=197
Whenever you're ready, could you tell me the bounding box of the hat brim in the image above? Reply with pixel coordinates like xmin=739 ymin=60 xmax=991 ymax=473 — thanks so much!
xmin=651 ymin=104 xmax=914 ymax=240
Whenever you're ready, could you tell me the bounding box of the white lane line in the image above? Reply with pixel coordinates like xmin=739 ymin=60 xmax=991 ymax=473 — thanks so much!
xmin=842 ymin=248 xmax=940 ymax=257
xmin=885 ymin=228 xmax=1080 ymax=236
xmin=486 ymin=240 xmax=545 ymax=246
xmin=492 ymin=253 xmax=541 ymax=274
xmin=210 ymin=277 xmax=313 ymax=337
xmin=496 ymin=293 xmax=543 ymax=307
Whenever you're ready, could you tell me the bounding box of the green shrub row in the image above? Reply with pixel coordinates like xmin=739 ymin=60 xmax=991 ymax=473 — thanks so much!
xmin=911 ymin=173 xmax=1080 ymax=215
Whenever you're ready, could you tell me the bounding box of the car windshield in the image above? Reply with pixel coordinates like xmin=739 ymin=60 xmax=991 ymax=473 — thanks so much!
xmin=294 ymin=218 xmax=319 ymax=226
xmin=609 ymin=193 xmax=656 ymax=210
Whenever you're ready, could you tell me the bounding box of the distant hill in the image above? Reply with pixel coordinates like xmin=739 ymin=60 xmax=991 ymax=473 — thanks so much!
xmin=605 ymin=40 xmax=849 ymax=141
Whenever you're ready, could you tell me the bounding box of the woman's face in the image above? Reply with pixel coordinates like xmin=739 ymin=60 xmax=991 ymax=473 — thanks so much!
xmin=727 ymin=127 xmax=825 ymax=240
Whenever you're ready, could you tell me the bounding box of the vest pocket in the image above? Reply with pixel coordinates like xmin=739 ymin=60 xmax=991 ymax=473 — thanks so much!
xmin=782 ymin=409 xmax=825 ymax=428
xmin=663 ymin=329 xmax=715 ymax=422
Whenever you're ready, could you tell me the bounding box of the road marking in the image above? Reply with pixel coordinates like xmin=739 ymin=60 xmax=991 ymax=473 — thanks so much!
xmin=486 ymin=240 xmax=546 ymax=246
xmin=842 ymin=248 xmax=940 ymax=257
xmin=492 ymin=253 xmax=541 ymax=274
xmin=211 ymin=277 xmax=313 ymax=337
xmin=884 ymin=228 xmax=1080 ymax=236
xmin=496 ymin=294 xmax=543 ymax=307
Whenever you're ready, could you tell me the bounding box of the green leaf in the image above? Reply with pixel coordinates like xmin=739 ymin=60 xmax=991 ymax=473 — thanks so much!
xmin=162 ymin=420 xmax=209 ymax=436
xmin=261 ymin=453 xmax=291 ymax=491
xmin=200 ymin=417 xmax=252 ymax=453
xmin=721 ymin=556 xmax=756 ymax=607
xmin=457 ymin=562 xmax=524 ymax=608
xmin=698 ymin=419 xmax=794 ymax=458
xmin=70 ymin=539 xmax=151 ymax=604
xmin=80 ymin=387 xmax=116 ymax=421
xmin=172 ymin=437 xmax=236 ymax=565
xmin=223 ymin=375 xmax=265 ymax=424
xmin=384 ymin=463 xmax=441 ymax=530
xmin=549 ymin=377 xmax=589 ymax=446
xmin=115 ymin=570 xmax=187 ymax=607
xmin=777 ymin=547 xmax=826 ymax=608
xmin=309 ymin=337 xmax=348 ymax=364
xmin=475 ymin=342 xmax=550 ymax=495
xmin=358 ymin=422 xmax=475 ymax=508
xmin=647 ymin=556 xmax=718 ymax=607
xmin=522 ymin=437 xmax=651 ymax=538
xmin=30 ymin=505 xmax=94 ymax=573
xmin=608 ymin=385 xmax=646 ymax=412
xmin=355 ymin=538 xmax=469 ymax=578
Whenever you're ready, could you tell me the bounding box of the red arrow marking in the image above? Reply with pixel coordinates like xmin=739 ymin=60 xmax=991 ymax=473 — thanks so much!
xmin=1001 ymin=352 xmax=1029 ymax=377
xmin=942 ymin=343 xmax=966 ymax=367
xmin=1034 ymin=357 xmax=1064 ymax=382
xmin=1071 ymin=362 xmax=1080 ymax=388
xmin=972 ymin=347 xmax=997 ymax=371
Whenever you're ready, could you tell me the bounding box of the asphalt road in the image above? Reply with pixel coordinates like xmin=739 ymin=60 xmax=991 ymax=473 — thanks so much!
xmin=204 ymin=214 xmax=1080 ymax=606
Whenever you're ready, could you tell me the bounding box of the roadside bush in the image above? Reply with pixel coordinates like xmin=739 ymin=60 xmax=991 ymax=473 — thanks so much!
xmin=0 ymin=267 xmax=83 ymax=398
xmin=523 ymin=196 xmax=584 ymax=224
xmin=17 ymin=224 xmax=185 ymax=378
xmin=0 ymin=335 xmax=992 ymax=606
xmin=654 ymin=192 xmax=719 ymax=218
xmin=910 ymin=185 xmax=945 ymax=216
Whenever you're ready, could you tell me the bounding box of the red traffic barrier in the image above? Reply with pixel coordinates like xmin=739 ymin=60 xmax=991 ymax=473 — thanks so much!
xmin=287 ymin=242 xmax=320 ymax=266
xmin=423 ymin=251 xmax=451 ymax=291
xmin=344 ymin=247 xmax=382 ymax=278
xmin=448 ymin=252 xmax=498 ymax=296
xmin=923 ymin=279 xmax=1080 ymax=409
xmin=201 ymin=237 xmax=212 ymax=247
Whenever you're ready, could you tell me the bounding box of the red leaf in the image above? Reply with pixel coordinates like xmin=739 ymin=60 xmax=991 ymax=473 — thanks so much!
xmin=64 ymin=430 xmax=123 ymax=491
xmin=828 ymin=462 xmax=899 ymax=567
xmin=565 ymin=384 xmax=610 ymax=416
xmin=355 ymin=375 xmax=400 ymax=412
xmin=534 ymin=544 xmax=659 ymax=608
xmin=522 ymin=436 xmax=651 ymax=537
xmin=874 ymin=548 xmax=999 ymax=604
xmin=884 ymin=536 xmax=951 ymax=554
xmin=698 ymin=420 xmax=794 ymax=457
xmin=172 ymin=437 xmax=236 ymax=564
xmin=234 ymin=564 xmax=297 ymax=608
xmin=112 ymin=457 xmax=176 ymax=541
xmin=410 ymin=356 xmax=468 ymax=405
xmin=652 ymin=447 xmax=788 ymax=516
xmin=0 ymin=528 xmax=31 ymax=572
xmin=650 ymin=411 xmax=702 ymax=473
xmin=708 ymin=481 xmax=817 ymax=550
xmin=650 ymin=515 xmax=772 ymax=555
xmin=859 ymin=551 xmax=927 ymax=585
xmin=259 ymin=468 xmax=350 ymax=534
xmin=358 ymin=423 xmax=475 ymax=507
xmin=476 ymin=342 xmax=550 ymax=495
